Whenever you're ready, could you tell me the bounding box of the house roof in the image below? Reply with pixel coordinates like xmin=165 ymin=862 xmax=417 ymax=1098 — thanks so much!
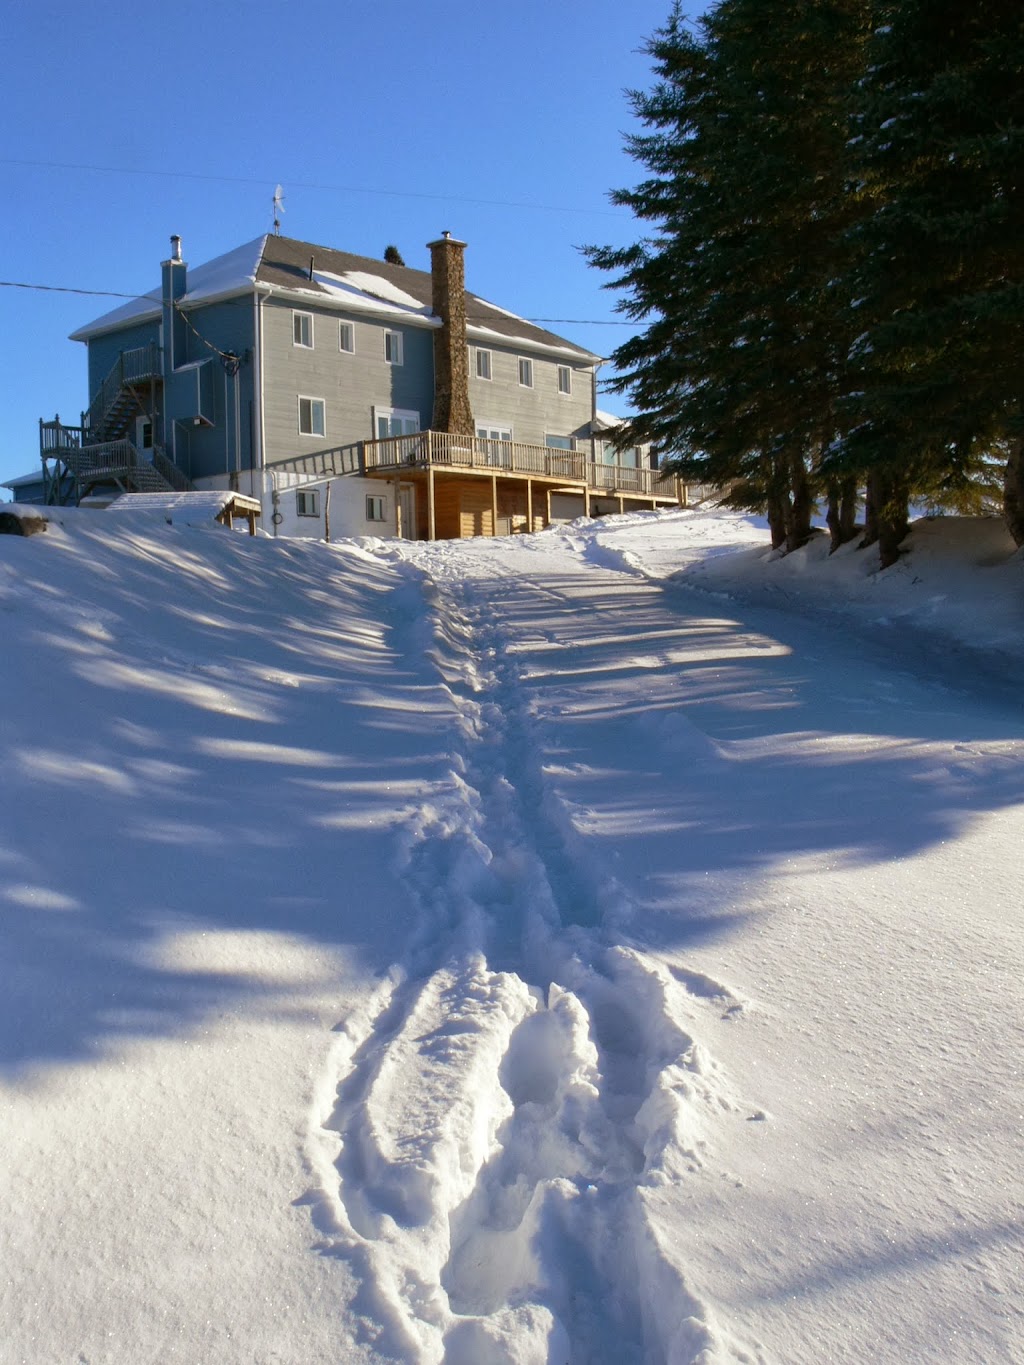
xmin=70 ymin=234 xmax=600 ymax=362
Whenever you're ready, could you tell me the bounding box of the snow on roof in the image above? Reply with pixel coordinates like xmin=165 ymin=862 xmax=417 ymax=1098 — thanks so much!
xmin=69 ymin=237 xmax=269 ymax=342
xmin=309 ymin=270 xmax=437 ymax=324
xmin=106 ymin=491 xmax=260 ymax=517
xmin=68 ymin=233 xmax=601 ymax=360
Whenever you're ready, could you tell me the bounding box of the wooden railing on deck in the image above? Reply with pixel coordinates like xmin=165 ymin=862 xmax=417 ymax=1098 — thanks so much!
xmin=363 ymin=430 xmax=680 ymax=499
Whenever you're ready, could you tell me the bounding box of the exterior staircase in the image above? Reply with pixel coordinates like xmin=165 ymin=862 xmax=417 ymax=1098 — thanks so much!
xmin=40 ymin=343 xmax=194 ymax=504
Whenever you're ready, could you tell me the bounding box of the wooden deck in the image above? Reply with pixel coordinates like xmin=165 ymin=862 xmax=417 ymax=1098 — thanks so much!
xmin=362 ymin=430 xmax=683 ymax=502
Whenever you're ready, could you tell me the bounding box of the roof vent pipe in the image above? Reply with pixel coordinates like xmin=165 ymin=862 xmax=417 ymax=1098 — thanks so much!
xmin=170 ymin=235 xmax=183 ymax=263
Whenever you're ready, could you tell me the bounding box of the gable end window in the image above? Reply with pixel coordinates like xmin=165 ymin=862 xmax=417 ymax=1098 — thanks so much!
xmin=384 ymin=331 xmax=404 ymax=365
xmin=366 ymin=495 xmax=387 ymax=523
xmin=298 ymin=396 xmax=326 ymax=437
xmin=476 ymin=348 xmax=492 ymax=380
xmin=296 ymin=489 xmax=320 ymax=517
xmin=518 ymin=357 xmax=533 ymax=388
xmin=339 ymin=322 xmax=355 ymax=353
xmin=557 ymin=365 xmax=572 ymax=395
xmin=293 ymin=312 xmax=314 ymax=348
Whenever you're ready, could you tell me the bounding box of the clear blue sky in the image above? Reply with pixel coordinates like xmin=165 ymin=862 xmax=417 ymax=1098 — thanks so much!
xmin=0 ymin=0 xmax=687 ymax=494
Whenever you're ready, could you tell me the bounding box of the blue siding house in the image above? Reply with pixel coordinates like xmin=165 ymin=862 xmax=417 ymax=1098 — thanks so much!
xmin=31 ymin=233 xmax=681 ymax=539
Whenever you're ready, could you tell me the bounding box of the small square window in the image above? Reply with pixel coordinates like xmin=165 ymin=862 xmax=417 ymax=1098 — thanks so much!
xmin=296 ymin=489 xmax=320 ymax=517
xmin=366 ymin=495 xmax=387 ymax=523
xmin=384 ymin=331 xmax=403 ymax=365
xmin=293 ymin=312 xmax=313 ymax=348
xmin=298 ymin=396 xmax=325 ymax=437
xmin=339 ymin=322 xmax=354 ymax=353
xmin=518 ymin=357 xmax=533 ymax=388
xmin=476 ymin=349 xmax=492 ymax=380
xmin=558 ymin=365 xmax=572 ymax=395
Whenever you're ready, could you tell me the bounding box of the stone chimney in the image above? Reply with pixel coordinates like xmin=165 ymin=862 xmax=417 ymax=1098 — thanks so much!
xmin=427 ymin=232 xmax=474 ymax=436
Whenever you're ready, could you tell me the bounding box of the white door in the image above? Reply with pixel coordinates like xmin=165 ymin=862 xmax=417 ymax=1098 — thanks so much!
xmin=398 ymin=485 xmax=416 ymax=539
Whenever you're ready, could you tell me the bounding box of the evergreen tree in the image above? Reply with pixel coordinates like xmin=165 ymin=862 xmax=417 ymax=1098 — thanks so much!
xmin=384 ymin=245 xmax=406 ymax=266
xmin=837 ymin=2 xmax=1024 ymax=555
xmin=588 ymin=0 xmax=869 ymax=553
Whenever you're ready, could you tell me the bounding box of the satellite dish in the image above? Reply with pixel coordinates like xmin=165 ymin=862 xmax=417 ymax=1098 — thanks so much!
xmin=272 ymin=184 xmax=286 ymax=235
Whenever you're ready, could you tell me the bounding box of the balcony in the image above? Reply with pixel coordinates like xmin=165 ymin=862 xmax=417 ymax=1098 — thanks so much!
xmin=362 ymin=430 xmax=682 ymax=502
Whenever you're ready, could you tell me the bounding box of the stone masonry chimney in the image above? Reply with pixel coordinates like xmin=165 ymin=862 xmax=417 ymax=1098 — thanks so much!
xmin=427 ymin=232 xmax=474 ymax=436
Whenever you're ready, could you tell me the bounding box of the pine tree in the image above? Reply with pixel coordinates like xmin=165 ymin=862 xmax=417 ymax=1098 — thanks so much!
xmin=837 ymin=2 xmax=1024 ymax=554
xmin=384 ymin=245 xmax=406 ymax=267
xmin=587 ymin=0 xmax=870 ymax=553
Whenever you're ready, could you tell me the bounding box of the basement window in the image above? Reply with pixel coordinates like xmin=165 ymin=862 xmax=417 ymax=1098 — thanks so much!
xmin=296 ymin=489 xmax=320 ymax=517
xmin=366 ymin=495 xmax=387 ymax=523
xmin=384 ymin=330 xmax=404 ymax=365
xmin=298 ymin=396 xmax=326 ymax=437
xmin=518 ymin=357 xmax=533 ymax=388
xmin=293 ymin=312 xmax=314 ymax=348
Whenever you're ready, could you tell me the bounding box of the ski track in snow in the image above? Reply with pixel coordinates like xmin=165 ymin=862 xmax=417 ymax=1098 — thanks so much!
xmin=302 ymin=546 xmax=765 ymax=1364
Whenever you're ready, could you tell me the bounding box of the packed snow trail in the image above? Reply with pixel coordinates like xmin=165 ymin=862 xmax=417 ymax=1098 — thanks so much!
xmin=306 ymin=521 xmax=1024 ymax=1364
xmin=304 ymin=543 xmax=761 ymax=1363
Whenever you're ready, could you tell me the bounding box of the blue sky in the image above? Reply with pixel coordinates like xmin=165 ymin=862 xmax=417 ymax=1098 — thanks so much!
xmin=0 ymin=0 xmax=686 ymax=493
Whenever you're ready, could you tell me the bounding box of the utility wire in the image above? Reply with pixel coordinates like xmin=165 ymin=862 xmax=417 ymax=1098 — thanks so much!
xmin=0 ymin=279 xmax=639 ymax=326
xmin=0 ymin=157 xmax=625 ymax=219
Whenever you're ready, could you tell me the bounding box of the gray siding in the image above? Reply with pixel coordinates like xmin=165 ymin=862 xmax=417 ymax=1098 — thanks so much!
xmin=260 ymin=300 xmax=435 ymax=464
xmin=86 ymin=319 xmax=161 ymax=403
xmin=467 ymin=342 xmax=594 ymax=448
xmin=165 ymin=298 xmax=256 ymax=482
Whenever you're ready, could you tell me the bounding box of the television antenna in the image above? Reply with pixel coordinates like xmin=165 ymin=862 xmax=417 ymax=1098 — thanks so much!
xmin=272 ymin=184 xmax=285 ymax=235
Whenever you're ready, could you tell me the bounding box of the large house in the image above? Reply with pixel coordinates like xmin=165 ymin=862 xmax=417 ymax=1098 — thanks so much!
xmin=28 ymin=232 xmax=684 ymax=539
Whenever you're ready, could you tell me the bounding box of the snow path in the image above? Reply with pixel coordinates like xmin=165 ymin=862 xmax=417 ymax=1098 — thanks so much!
xmin=303 ymin=547 xmax=763 ymax=1363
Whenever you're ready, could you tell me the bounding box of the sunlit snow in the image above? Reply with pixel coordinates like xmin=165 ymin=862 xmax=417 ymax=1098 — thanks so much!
xmin=1 ymin=505 xmax=1022 ymax=1364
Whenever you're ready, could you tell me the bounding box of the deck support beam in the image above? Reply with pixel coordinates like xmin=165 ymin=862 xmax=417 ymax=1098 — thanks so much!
xmin=491 ymin=473 xmax=498 ymax=537
xmin=428 ymin=465 xmax=436 ymax=541
xmin=527 ymin=479 xmax=533 ymax=533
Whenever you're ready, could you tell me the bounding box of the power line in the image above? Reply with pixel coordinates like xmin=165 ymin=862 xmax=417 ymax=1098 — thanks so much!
xmin=0 ymin=157 xmax=625 ymax=219
xmin=0 ymin=279 xmax=640 ymax=326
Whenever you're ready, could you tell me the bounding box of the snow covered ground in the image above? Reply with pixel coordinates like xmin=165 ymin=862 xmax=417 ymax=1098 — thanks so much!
xmin=1 ymin=504 xmax=1022 ymax=1364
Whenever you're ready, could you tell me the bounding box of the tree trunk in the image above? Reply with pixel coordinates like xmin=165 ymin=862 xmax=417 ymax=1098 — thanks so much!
xmin=826 ymin=477 xmax=859 ymax=552
xmin=876 ymin=473 xmax=909 ymax=569
xmin=766 ymin=493 xmax=787 ymax=549
xmin=1003 ymin=435 xmax=1024 ymax=547
xmin=785 ymin=453 xmax=814 ymax=552
xmin=860 ymin=472 xmax=879 ymax=547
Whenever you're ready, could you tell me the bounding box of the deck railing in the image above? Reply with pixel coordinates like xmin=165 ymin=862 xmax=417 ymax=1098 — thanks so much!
xmin=363 ymin=430 xmax=680 ymax=500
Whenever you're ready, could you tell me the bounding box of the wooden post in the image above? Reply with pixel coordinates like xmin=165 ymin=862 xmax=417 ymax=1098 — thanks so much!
xmin=584 ymin=485 xmax=591 ymax=517
xmin=545 ymin=488 xmax=551 ymax=527
xmin=324 ymin=481 xmax=332 ymax=543
xmin=527 ymin=479 xmax=533 ymax=533
xmin=394 ymin=476 xmax=402 ymax=537
xmin=618 ymin=495 xmax=625 ymax=515
xmin=491 ymin=474 xmax=498 ymax=537
xmin=428 ymin=465 xmax=436 ymax=541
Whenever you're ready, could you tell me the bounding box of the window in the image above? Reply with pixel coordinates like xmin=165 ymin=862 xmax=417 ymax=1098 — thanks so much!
xmin=339 ymin=322 xmax=354 ymax=353
xmin=366 ymin=495 xmax=387 ymax=523
xmin=517 ymin=357 xmax=533 ymax=388
xmin=296 ymin=489 xmax=320 ymax=517
xmin=476 ymin=348 xmax=492 ymax=380
xmin=557 ymin=365 xmax=572 ymax=395
xmin=384 ymin=330 xmax=403 ymax=365
xmin=477 ymin=423 xmax=512 ymax=442
xmin=293 ymin=312 xmax=313 ymax=348
xmin=298 ymin=396 xmax=326 ymax=437
xmin=375 ymin=408 xmax=420 ymax=439
xmin=545 ymin=434 xmax=573 ymax=450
